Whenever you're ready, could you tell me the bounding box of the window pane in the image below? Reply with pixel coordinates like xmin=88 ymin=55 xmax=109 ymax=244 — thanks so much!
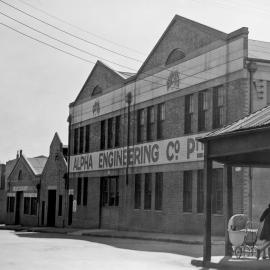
xmin=100 ymin=120 xmax=106 ymax=150
xmin=83 ymin=177 xmax=88 ymax=206
xmin=24 ymin=197 xmax=30 ymax=214
xmin=155 ymin=173 xmax=163 ymax=210
xmin=107 ymin=118 xmax=113 ymax=148
xmin=183 ymin=171 xmax=192 ymax=212
xmin=134 ymin=174 xmax=141 ymax=209
xmin=58 ymin=195 xmax=62 ymax=216
xmin=30 ymin=198 xmax=37 ymax=215
xmin=85 ymin=125 xmax=90 ymax=153
xmin=79 ymin=126 xmax=84 ymax=154
xmin=101 ymin=177 xmax=108 ymax=206
xmin=77 ymin=178 xmax=82 ymax=205
xmin=144 ymin=174 xmax=152 ymax=210
xmin=115 ymin=115 xmax=121 ymax=147
xmin=197 ymin=170 xmax=204 ymax=213
xmin=185 ymin=95 xmax=193 ymax=134
xmin=74 ymin=128 xmax=79 ymax=154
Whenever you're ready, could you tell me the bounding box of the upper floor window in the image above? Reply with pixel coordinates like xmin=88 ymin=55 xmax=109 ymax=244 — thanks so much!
xmin=79 ymin=126 xmax=84 ymax=154
xmin=92 ymin=85 xmax=102 ymax=96
xmin=100 ymin=120 xmax=106 ymax=150
xmin=147 ymin=106 xmax=155 ymax=141
xmin=198 ymin=90 xmax=208 ymax=131
xmin=184 ymin=94 xmax=194 ymax=134
xmin=157 ymin=103 xmax=165 ymax=139
xmin=137 ymin=109 xmax=145 ymax=143
xmin=166 ymin=49 xmax=186 ymax=65
xmin=73 ymin=128 xmax=79 ymax=155
xmin=18 ymin=170 xmax=22 ymax=181
xmin=213 ymin=85 xmax=225 ymax=128
xmin=115 ymin=115 xmax=121 ymax=147
xmin=107 ymin=118 xmax=113 ymax=149
xmin=85 ymin=125 xmax=90 ymax=153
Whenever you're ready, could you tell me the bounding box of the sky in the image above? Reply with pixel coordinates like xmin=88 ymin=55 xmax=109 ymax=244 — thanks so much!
xmin=1 ymin=0 xmax=270 ymax=162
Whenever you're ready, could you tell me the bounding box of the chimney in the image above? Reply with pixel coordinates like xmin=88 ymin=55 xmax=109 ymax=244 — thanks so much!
xmin=16 ymin=151 xmax=19 ymax=159
xmin=20 ymin=150 xmax=22 ymax=157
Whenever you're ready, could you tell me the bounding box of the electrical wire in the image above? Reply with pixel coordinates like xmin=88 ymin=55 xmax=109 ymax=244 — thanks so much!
xmin=14 ymin=0 xmax=145 ymax=56
xmin=0 ymin=0 xmax=143 ymax=63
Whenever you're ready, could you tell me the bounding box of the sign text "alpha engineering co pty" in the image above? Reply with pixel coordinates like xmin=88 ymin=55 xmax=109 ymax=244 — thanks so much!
xmin=69 ymin=133 xmax=206 ymax=173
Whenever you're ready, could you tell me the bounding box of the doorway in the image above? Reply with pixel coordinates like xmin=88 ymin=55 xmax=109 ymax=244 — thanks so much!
xmin=68 ymin=194 xmax=73 ymax=225
xmin=47 ymin=190 xmax=56 ymax=227
xmin=15 ymin=191 xmax=22 ymax=225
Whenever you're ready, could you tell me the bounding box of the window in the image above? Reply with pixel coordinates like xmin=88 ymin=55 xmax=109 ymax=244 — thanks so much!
xmin=74 ymin=128 xmax=79 ymax=155
xmin=30 ymin=197 xmax=37 ymax=215
xmin=101 ymin=177 xmax=119 ymax=207
xmin=183 ymin=171 xmax=193 ymax=212
xmin=157 ymin=103 xmax=165 ymax=139
xmin=18 ymin=170 xmax=22 ymax=181
xmin=7 ymin=196 xmax=15 ymax=213
xmin=24 ymin=197 xmax=30 ymax=214
xmin=166 ymin=49 xmax=186 ymax=65
xmin=85 ymin=125 xmax=90 ymax=153
xmin=212 ymin=169 xmax=223 ymax=214
xmin=146 ymin=106 xmax=155 ymax=141
xmin=101 ymin=177 xmax=108 ymax=206
xmin=109 ymin=177 xmax=118 ymax=206
xmin=144 ymin=173 xmax=152 ymax=210
xmin=134 ymin=174 xmax=141 ymax=209
xmin=213 ymin=85 xmax=225 ymax=128
xmin=83 ymin=177 xmax=88 ymax=206
xmin=107 ymin=118 xmax=113 ymax=148
xmin=137 ymin=109 xmax=144 ymax=143
xmin=58 ymin=195 xmax=63 ymax=216
xmin=184 ymin=94 xmax=194 ymax=134
xmin=115 ymin=115 xmax=121 ymax=147
xmin=100 ymin=120 xmax=106 ymax=150
xmin=77 ymin=178 xmax=82 ymax=205
xmin=92 ymin=85 xmax=102 ymax=96
xmin=197 ymin=170 xmax=204 ymax=213
xmin=10 ymin=197 xmax=15 ymax=213
xmin=79 ymin=126 xmax=84 ymax=154
xmin=155 ymin=172 xmax=163 ymax=210
xmin=198 ymin=90 xmax=208 ymax=131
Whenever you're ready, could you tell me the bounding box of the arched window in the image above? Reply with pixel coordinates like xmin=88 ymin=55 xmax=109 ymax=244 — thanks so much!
xmin=165 ymin=49 xmax=186 ymax=65
xmin=18 ymin=170 xmax=22 ymax=180
xmin=92 ymin=85 xmax=102 ymax=96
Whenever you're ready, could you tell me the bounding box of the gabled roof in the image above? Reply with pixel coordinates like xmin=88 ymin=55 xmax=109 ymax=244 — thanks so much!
xmin=73 ymin=60 xmax=128 ymax=105
xmin=137 ymin=14 xmax=227 ymax=76
xmin=26 ymin=155 xmax=47 ymax=175
xmin=201 ymin=105 xmax=270 ymax=141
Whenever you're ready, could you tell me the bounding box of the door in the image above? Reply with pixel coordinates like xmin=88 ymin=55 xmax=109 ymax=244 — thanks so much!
xmin=47 ymin=190 xmax=56 ymax=227
xmin=100 ymin=177 xmax=119 ymax=229
xmin=68 ymin=195 xmax=73 ymax=225
xmin=15 ymin=192 xmax=22 ymax=225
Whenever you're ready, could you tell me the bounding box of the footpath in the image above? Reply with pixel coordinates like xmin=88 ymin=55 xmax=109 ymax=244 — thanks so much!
xmin=0 ymin=224 xmax=224 ymax=245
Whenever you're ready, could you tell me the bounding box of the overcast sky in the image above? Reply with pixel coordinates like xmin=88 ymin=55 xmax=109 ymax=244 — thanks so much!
xmin=1 ymin=0 xmax=270 ymax=162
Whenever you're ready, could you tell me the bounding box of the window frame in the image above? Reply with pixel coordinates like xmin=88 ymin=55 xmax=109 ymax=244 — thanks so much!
xmin=155 ymin=172 xmax=163 ymax=211
xmin=183 ymin=171 xmax=193 ymax=213
xmin=144 ymin=173 xmax=152 ymax=210
xmin=184 ymin=94 xmax=194 ymax=134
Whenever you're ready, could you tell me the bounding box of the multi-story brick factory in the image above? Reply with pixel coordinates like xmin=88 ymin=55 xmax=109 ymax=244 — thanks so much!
xmin=2 ymin=15 xmax=270 ymax=235
xmin=67 ymin=15 xmax=270 ymax=234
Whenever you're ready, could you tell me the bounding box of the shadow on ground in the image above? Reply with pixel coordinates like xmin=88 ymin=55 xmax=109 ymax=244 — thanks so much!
xmin=191 ymin=256 xmax=270 ymax=270
xmin=14 ymin=231 xmax=224 ymax=258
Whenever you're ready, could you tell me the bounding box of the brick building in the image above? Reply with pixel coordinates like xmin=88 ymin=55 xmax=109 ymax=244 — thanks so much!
xmin=39 ymin=133 xmax=67 ymax=227
xmin=67 ymin=15 xmax=270 ymax=234
xmin=6 ymin=151 xmax=47 ymax=226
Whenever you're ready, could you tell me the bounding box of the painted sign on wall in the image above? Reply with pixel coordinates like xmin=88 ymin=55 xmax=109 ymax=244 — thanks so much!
xmin=70 ymin=133 xmax=206 ymax=173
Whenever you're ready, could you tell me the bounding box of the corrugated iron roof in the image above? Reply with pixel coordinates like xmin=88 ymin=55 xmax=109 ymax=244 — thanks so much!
xmin=249 ymin=39 xmax=270 ymax=61
xmin=204 ymin=105 xmax=270 ymax=139
xmin=26 ymin=155 xmax=47 ymax=175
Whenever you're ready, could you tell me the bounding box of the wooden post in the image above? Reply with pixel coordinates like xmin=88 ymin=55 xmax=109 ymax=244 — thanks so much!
xmin=203 ymin=142 xmax=212 ymax=263
xmin=225 ymin=165 xmax=233 ymax=256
